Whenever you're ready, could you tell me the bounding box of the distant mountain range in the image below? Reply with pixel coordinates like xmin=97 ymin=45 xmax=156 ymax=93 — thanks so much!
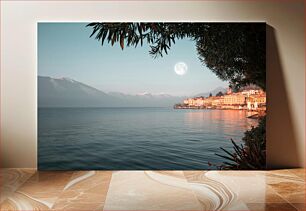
xmin=38 ymin=76 xmax=226 ymax=107
xmin=194 ymin=87 xmax=227 ymax=98
xmin=38 ymin=76 xmax=184 ymax=107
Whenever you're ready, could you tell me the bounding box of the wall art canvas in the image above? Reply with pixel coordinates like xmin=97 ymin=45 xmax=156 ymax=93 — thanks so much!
xmin=38 ymin=22 xmax=266 ymax=170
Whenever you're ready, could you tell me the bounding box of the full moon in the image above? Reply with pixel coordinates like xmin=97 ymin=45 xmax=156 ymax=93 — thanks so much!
xmin=174 ymin=62 xmax=188 ymax=76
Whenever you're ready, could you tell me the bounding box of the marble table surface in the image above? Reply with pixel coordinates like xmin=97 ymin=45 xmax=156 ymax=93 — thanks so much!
xmin=0 ymin=168 xmax=304 ymax=210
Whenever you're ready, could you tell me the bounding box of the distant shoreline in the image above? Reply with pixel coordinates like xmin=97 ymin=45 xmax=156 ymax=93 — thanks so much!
xmin=38 ymin=106 xmax=172 ymax=109
xmin=38 ymin=106 xmax=263 ymax=113
xmin=173 ymin=106 xmax=264 ymax=111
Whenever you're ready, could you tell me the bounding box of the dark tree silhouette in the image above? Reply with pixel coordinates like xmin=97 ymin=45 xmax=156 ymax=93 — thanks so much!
xmin=216 ymin=91 xmax=224 ymax=97
xmin=87 ymin=22 xmax=266 ymax=90
xmin=215 ymin=116 xmax=266 ymax=170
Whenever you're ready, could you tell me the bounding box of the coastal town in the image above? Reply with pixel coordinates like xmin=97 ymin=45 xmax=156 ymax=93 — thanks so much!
xmin=174 ymin=87 xmax=266 ymax=112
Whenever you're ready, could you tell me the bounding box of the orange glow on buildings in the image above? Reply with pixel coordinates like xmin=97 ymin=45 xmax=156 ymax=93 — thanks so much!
xmin=175 ymin=88 xmax=266 ymax=111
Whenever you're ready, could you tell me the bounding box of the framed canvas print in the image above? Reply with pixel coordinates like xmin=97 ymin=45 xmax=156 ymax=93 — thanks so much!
xmin=38 ymin=22 xmax=266 ymax=170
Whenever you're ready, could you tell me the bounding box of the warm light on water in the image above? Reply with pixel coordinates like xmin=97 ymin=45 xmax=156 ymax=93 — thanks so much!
xmin=38 ymin=108 xmax=258 ymax=170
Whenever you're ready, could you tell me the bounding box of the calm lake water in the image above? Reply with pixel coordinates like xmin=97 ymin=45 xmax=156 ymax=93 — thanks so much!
xmin=38 ymin=107 xmax=257 ymax=170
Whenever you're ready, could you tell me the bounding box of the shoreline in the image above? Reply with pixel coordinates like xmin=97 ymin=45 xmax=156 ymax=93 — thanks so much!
xmin=173 ymin=106 xmax=265 ymax=111
xmin=173 ymin=106 xmax=266 ymax=118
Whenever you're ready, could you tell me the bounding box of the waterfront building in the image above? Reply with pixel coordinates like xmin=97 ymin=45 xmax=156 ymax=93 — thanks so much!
xmin=195 ymin=97 xmax=205 ymax=106
xmin=223 ymin=94 xmax=246 ymax=106
xmin=246 ymin=94 xmax=266 ymax=110
xmin=241 ymin=89 xmax=260 ymax=96
xmin=178 ymin=87 xmax=266 ymax=111
xmin=203 ymin=97 xmax=212 ymax=106
xmin=211 ymin=96 xmax=224 ymax=107
xmin=187 ymin=98 xmax=196 ymax=106
xmin=226 ymin=87 xmax=233 ymax=94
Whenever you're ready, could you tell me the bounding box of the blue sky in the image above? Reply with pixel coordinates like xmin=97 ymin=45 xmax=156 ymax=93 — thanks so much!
xmin=38 ymin=23 xmax=228 ymax=96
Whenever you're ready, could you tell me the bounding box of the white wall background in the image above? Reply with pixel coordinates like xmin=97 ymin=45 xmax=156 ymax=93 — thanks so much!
xmin=1 ymin=1 xmax=304 ymax=168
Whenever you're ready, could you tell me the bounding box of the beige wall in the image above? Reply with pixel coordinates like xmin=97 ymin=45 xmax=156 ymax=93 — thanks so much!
xmin=1 ymin=1 xmax=304 ymax=168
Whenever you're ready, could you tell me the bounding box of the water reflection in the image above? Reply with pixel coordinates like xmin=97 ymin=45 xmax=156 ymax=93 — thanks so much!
xmin=39 ymin=108 xmax=260 ymax=169
xmin=184 ymin=110 xmax=258 ymax=141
